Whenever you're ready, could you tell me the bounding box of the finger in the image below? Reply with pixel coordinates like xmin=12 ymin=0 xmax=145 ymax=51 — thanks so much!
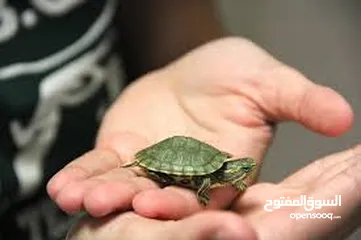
xmin=281 ymin=144 xmax=361 ymax=187
xmin=133 ymin=186 xmax=238 ymax=219
xmin=66 ymin=212 xmax=163 ymax=240
xmin=288 ymin=152 xmax=361 ymax=239
xmin=167 ymin=210 xmax=257 ymax=240
xmin=47 ymin=149 xmax=120 ymax=201
xmin=47 ymin=132 xmax=147 ymax=200
xmin=53 ymin=168 xmax=133 ymax=214
xmin=234 ymin=146 xmax=361 ymax=240
xmin=258 ymin=66 xmax=353 ymax=136
xmin=55 ymin=168 xmax=157 ymax=216
xmin=67 ymin=211 xmax=257 ymax=240
xmin=83 ymin=175 xmax=158 ymax=217
xmin=265 ymin=147 xmax=361 ymax=240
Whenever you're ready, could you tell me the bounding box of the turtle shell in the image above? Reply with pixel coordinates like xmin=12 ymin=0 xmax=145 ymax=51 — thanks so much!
xmin=135 ymin=136 xmax=232 ymax=176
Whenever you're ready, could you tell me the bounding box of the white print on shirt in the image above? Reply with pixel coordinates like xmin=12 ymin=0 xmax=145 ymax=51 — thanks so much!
xmin=21 ymin=9 xmax=38 ymax=29
xmin=31 ymin=0 xmax=85 ymax=16
xmin=0 ymin=0 xmax=118 ymax=79
xmin=5 ymin=0 xmax=123 ymax=198
xmin=0 ymin=0 xmax=19 ymax=42
xmin=0 ymin=0 xmax=88 ymax=44
xmin=11 ymin=34 xmax=123 ymax=197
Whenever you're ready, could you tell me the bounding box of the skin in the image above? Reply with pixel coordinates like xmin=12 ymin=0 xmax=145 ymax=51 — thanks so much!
xmin=47 ymin=37 xmax=353 ymax=217
xmin=66 ymin=145 xmax=361 ymax=240
xmin=234 ymin=144 xmax=361 ymax=240
xmin=46 ymin=2 xmax=355 ymax=238
xmin=47 ymin=37 xmax=357 ymax=239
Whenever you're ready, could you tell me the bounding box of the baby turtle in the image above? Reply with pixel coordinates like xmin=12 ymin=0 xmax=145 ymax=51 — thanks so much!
xmin=122 ymin=136 xmax=256 ymax=206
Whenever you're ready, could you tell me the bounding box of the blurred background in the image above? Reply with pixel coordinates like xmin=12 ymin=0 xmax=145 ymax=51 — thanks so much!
xmin=216 ymin=1 xmax=361 ymax=239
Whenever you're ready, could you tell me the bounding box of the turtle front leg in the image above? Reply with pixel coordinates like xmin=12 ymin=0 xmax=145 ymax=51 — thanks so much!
xmin=146 ymin=170 xmax=173 ymax=186
xmin=196 ymin=177 xmax=211 ymax=206
xmin=232 ymin=179 xmax=248 ymax=191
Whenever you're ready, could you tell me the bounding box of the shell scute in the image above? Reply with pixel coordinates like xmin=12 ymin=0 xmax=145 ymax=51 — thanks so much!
xmin=135 ymin=136 xmax=230 ymax=176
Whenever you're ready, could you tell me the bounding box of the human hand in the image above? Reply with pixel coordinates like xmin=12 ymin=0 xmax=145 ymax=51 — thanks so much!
xmin=232 ymin=144 xmax=361 ymax=240
xmin=67 ymin=145 xmax=361 ymax=240
xmin=66 ymin=211 xmax=257 ymax=240
xmin=47 ymin=37 xmax=353 ymax=219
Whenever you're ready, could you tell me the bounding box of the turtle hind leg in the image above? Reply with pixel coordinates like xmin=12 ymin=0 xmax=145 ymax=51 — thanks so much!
xmin=196 ymin=177 xmax=211 ymax=206
xmin=232 ymin=179 xmax=248 ymax=191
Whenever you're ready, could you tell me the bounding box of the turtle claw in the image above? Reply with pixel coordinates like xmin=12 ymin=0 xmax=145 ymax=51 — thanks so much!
xmin=198 ymin=193 xmax=210 ymax=206
xmin=197 ymin=178 xmax=211 ymax=206
xmin=233 ymin=180 xmax=248 ymax=191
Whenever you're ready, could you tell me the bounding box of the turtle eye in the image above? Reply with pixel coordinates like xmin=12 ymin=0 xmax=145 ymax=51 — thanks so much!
xmin=243 ymin=167 xmax=251 ymax=173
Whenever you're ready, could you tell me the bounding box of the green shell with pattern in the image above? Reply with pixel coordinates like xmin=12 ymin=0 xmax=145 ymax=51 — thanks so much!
xmin=134 ymin=136 xmax=232 ymax=176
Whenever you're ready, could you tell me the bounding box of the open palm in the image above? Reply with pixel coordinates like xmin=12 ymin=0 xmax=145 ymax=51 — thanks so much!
xmin=47 ymin=37 xmax=353 ymax=220
xmin=67 ymin=146 xmax=361 ymax=240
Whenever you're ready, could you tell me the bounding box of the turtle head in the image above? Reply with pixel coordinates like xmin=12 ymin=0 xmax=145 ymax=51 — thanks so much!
xmin=219 ymin=157 xmax=256 ymax=182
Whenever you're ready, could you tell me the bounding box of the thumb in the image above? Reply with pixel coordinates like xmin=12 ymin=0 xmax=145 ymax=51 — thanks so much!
xmin=168 ymin=211 xmax=257 ymax=240
xmin=259 ymin=66 xmax=353 ymax=137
